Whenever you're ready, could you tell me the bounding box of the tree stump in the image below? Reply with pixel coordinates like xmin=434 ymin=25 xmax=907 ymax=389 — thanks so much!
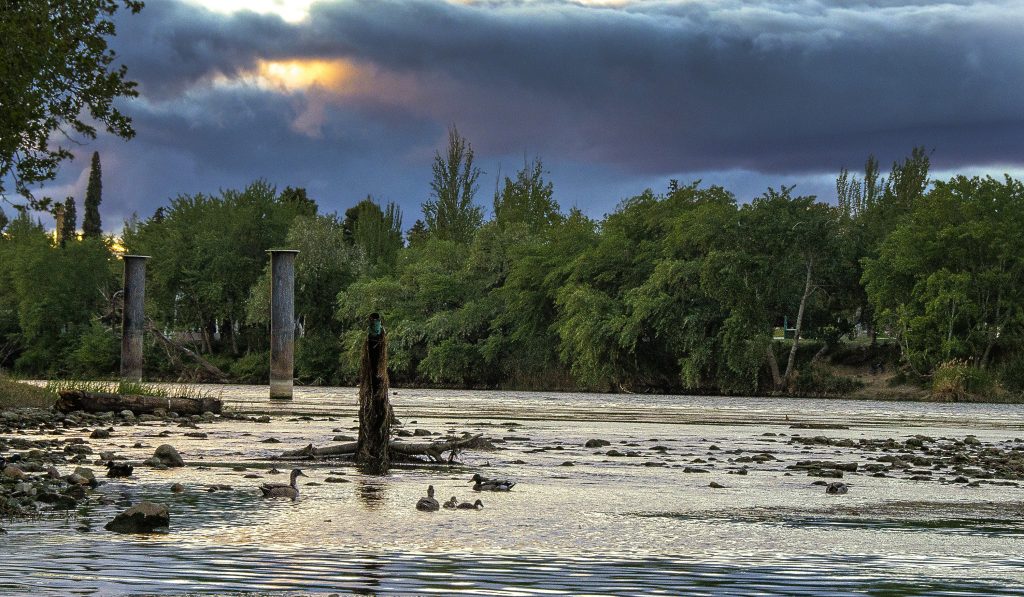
xmin=356 ymin=314 xmax=392 ymax=474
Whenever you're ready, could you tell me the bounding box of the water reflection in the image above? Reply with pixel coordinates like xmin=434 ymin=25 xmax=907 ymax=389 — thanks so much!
xmin=356 ymin=477 xmax=389 ymax=510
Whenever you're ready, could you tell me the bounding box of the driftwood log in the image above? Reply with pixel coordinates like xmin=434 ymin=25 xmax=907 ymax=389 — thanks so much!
xmin=55 ymin=389 xmax=223 ymax=415
xmin=280 ymin=434 xmax=489 ymax=463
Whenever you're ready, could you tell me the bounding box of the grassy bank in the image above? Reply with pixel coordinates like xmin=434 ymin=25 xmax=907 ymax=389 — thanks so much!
xmin=0 ymin=376 xmax=57 ymax=410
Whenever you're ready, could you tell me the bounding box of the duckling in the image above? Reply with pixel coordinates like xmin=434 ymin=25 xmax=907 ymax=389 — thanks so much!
xmin=442 ymin=496 xmax=458 ymax=509
xmin=416 ymin=485 xmax=440 ymax=512
xmin=471 ymin=473 xmax=515 ymax=491
xmin=260 ymin=468 xmax=307 ymax=498
xmin=456 ymin=499 xmax=484 ymax=510
xmin=105 ymin=460 xmax=134 ymax=478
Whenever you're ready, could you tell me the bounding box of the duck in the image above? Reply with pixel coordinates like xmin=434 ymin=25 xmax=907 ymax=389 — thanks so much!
xmin=442 ymin=496 xmax=459 ymax=509
xmin=456 ymin=499 xmax=484 ymax=510
xmin=105 ymin=461 xmax=134 ymax=478
xmin=260 ymin=468 xmax=308 ymax=498
xmin=416 ymin=485 xmax=440 ymax=511
xmin=471 ymin=473 xmax=515 ymax=491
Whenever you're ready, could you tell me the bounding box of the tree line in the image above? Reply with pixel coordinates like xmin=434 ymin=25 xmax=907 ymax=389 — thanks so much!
xmin=2 ymin=130 xmax=1023 ymax=400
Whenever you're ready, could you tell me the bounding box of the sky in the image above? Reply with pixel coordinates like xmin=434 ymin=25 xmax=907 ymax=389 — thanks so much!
xmin=14 ymin=0 xmax=1024 ymax=231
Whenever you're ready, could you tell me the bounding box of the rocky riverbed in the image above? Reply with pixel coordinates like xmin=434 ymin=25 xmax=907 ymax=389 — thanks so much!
xmin=2 ymin=386 xmax=1023 ymax=594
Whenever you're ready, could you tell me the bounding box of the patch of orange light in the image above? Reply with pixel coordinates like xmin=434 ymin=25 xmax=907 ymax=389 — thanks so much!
xmin=256 ymin=59 xmax=358 ymax=92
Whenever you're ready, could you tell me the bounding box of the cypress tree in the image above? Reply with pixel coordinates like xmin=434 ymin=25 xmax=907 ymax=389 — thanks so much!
xmin=62 ymin=197 xmax=77 ymax=244
xmin=82 ymin=151 xmax=102 ymax=237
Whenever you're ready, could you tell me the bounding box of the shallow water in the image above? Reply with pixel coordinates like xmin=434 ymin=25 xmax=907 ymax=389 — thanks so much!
xmin=3 ymin=386 xmax=1024 ymax=595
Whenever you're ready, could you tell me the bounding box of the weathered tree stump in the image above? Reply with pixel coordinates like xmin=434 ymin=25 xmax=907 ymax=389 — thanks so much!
xmin=356 ymin=313 xmax=392 ymax=474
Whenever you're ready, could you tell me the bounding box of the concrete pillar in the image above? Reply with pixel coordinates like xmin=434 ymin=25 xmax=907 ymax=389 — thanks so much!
xmin=120 ymin=255 xmax=150 ymax=380
xmin=269 ymin=249 xmax=299 ymax=399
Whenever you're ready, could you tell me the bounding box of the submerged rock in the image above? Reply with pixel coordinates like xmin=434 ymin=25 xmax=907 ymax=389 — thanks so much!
xmin=825 ymin=482 xmax=849 ymax=495
xmin=105 ymin=501 xmax=170 ymax=533
xmin=153 ymin=444 xmax=184 ymax=467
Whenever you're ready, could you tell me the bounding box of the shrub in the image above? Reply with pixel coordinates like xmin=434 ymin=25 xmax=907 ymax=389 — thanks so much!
xmin=295 ymin=332 xmax=343 ymax=385
xmin=230 ymin=351 xmax=268 ymax=384
xmin=66 ymin=323 xmax=119 ymax=378
xmin=932 ymin=359 xmax=996 ymax=401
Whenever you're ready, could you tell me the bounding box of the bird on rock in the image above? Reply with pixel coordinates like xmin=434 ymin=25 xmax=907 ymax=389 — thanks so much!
xmin=260 ymin=469 xmax=308 ymax=499
xmin=105 ymin=461 xmax=134 ymax=478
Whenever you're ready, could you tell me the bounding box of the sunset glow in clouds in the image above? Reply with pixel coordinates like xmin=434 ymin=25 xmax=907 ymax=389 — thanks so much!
xmin=18 ymin=0 xmax=1024 ymax=230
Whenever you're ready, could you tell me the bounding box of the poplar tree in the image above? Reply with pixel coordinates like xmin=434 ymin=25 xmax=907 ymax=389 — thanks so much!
xmin=82 ymin=152 xmax=102 ymax=237
xmin=61 ymin=197 xmax=77 ymax=245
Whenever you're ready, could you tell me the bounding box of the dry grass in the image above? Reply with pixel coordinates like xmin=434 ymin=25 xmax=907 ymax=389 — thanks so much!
xmin=0 ymin=375 xmax=57 ymax=410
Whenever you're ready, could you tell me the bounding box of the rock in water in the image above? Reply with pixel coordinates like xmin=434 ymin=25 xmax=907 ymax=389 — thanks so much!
xmin=825 ymin=482 xmax=848 ymax=495
xmin=105 ymin=501 xmax=170 ymax=533
xmin=585 ymin=439 xmax=611 ymax=448
xmin=154 ymin=444 xmax=184 ymax=467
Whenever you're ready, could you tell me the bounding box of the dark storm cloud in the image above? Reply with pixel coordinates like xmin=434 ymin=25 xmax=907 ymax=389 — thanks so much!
xmin=39 ymin=0 xmax=1015 ymax=229
xmin=109 ymin=0 xmax=1024 ymax=175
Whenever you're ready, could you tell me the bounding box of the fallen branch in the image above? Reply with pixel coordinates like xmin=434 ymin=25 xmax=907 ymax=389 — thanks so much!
xmin=279 ymin=434 xmax=491 ymax=463
xmin=55 ymin=389 xmax=223 ymax=415
xmin=146 ymin=320 xmax=229 ymax=381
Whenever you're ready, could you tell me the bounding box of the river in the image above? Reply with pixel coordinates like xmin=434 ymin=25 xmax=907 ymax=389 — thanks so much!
xmin=2 ymin=385 xmax=1023 ymax=595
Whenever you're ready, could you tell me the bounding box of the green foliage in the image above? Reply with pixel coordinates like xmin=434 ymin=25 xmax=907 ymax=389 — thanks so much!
xmin=931 ymin=359 xmax=997 ymax=402
xmin=0 ymin=211 xmax=117 ymax=375
xmin=0 ymin=0 xmax=143 ymax=207
xmin=422 ymin=125 xmax=483 ymax=243
xmin=61 ymin=197 xmax=77 ymax=244
xmin=864 ymin=175 xmax=1024 ymax=374
xmin=493 ymin=158 xmax=560 ymax=233
xmin=66 ymin=321 xmax=119 ymax=378
xmin=229 ymin=351 xmax=269 ymax=384
xmin=82 ymin=152 xmax=103 ymax=237
xmin=124 ymin=180 xmax=304 ymax=355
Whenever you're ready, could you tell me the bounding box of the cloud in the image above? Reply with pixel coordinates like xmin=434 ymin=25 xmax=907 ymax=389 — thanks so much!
xmin=37 ymin=0 xmax=1020 ymax=228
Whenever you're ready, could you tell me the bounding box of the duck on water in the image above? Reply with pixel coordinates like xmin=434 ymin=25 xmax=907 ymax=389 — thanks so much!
xmin=260 ymin=469 xmax=308 ymax=499
xmin=471 ymin=473 xmax=515 ymax=491
xmin=417 ymin=485 xmax=440 ymax=511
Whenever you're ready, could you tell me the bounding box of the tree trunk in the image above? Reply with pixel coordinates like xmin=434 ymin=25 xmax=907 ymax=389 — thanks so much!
xmin=356 ymin=330 xmax=392 ymax=474
xmin=766 ymin=343 xmax=783 ymax=391
xmin=55 ymin=389 xmax=222 ymax=415
xmin=783 ymin=256 xmax=815 ymax=389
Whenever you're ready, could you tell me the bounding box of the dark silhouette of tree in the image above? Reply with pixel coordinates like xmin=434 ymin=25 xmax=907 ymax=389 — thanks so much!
xmin=0 ymin=0 xmax=143 ymax=209
xmin=61 ymin=197 xmax=77 ymax=245
xmin=82 ymin=152 xmax=102 ymax=237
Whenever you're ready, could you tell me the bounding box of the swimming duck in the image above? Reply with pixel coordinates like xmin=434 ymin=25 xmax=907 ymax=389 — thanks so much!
xmin=471 ymin=473 xmax=515 ymax=491
xmin=260 ymin=468 xmax=308 ymax=498
xmin=105 ymin=461 xmax=134 ymax=478
xmin=442 ymin=496 xmax=458 ymax=509
xmin=456 ymin=499 xmax=484 ymax=510
xmin=416 ymin=485 xmax=440 ymax=512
